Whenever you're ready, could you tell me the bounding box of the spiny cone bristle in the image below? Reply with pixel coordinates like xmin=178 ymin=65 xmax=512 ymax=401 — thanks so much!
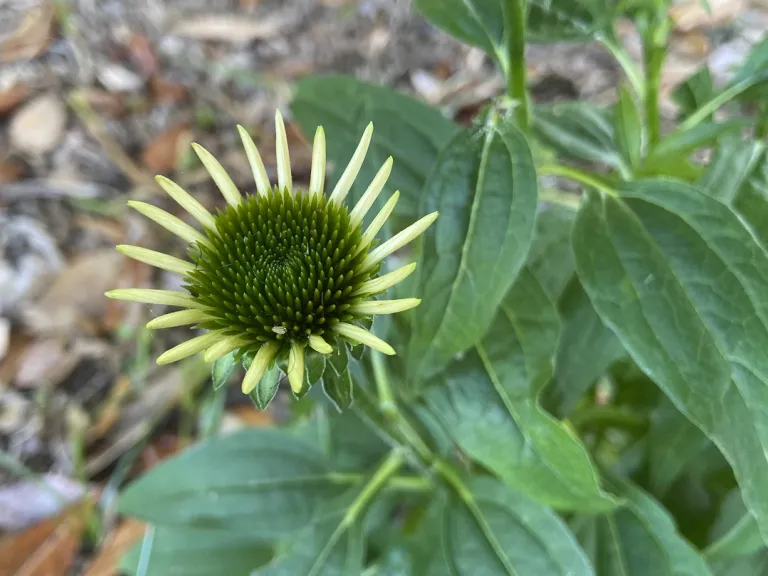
xmin=184 ymin=186 xmax=380 ymax=354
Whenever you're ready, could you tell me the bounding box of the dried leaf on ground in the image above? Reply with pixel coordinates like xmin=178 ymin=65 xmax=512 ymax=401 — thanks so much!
xmin=1 ymin=2 xmax=54 ymax=63
xmin=124 ymin=34 xmax=157 ymax=76
xmin=170 ymin=13 xmax=291 ymax=43
xmin=22 ymin=250 xmax=122 ymax=335
xmin=0 ymin=499 xmax=87 ymax=576
xmin=149 ymin=76 xmax=188 ymax=104
xmin=9 ymin=93 xmax=67 ymax=155
xmin=141 ymin=123 xmax=192 ymax=173
xmin=0 ymin=84 xmax=29 ymax=115
xmin=82 ymin=519 xmax=146 ymax=576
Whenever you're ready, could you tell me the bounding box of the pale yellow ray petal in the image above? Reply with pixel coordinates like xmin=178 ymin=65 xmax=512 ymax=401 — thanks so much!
xmin=275 ymin=110 xmax=292 ymax=193
xmin=237 ymin=125 xmax=271 ymax=196
xmin=242 ymin=341 xmax=281 ymax=394
xmin=154 ymin=175 xmax=217 ymax=230
xmin=287 ymin=341 xmax=306 ymax=395
xmin=361 ymin=211 xmax=438 ymax=271
xmin=355 ymin=191 xmax=399 ymax=255
xmin=349 ymin=157 xmax=392 ymax=228
xmin=308 ymin=126 xmax=326 ymax=197
xmin=203 ymin=335 xmax=250 ymax=362
xmin=349 ymin=298 xmax=421 ymax=315
xmin=127 ymin=201 xmax=209 ymax=247
xmin=105 ymin=289 xmax=206 ymax=309
xmin=308 ymin=334 xmax=333 ymax=355
xmin=352 ymin=262 xmax=417 ymax=296
xmin=191 ymin=143 xmax=242 ymax=207
xmin=146 ymin=309 xmax=211 ymax=330
xmin=329 ymin=122 xmax=373 ymax=205
xmin=334 ymin=322 xmax=395 ymax=355
xmin=117 ymin=245 xmax=194 ymax=276
xmin=157 ymin=331 xmax=224 ymax=365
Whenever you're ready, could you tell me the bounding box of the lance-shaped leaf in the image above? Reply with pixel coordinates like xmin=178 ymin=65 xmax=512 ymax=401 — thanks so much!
xmin=426 ymin=270 xmax=616 ymax=512
xmin=573 ymin=178 xmax=768 ymax=541
xmin=572 ymin=474 xmax=712 ymax=575
xmin=408 ymin=117 xmax=537 ymax=384
xmin=119 ymin=428 xmax=350 ymax=538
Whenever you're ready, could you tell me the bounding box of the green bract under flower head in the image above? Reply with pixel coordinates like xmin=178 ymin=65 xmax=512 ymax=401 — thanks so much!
xmin=106 ymin=110 xmax=438 ymax=396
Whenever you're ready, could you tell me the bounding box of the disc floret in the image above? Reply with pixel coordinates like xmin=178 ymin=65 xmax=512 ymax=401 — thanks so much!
xmin=107 ymin=111 xmax=438 ymax=396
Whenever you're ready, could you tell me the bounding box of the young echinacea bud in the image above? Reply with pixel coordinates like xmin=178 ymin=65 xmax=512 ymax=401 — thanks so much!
xmin=106 ymin=110 xmax=438 ymax=397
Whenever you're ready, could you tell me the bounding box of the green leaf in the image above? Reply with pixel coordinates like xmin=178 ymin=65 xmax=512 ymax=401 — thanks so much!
xmin=647 ymin=399 xmax=710 ymax=496
xmin=572 ymin=474 xmax=713 ymax=576
xmin=306 ymin=350 xmax=327 ymax=387
xmin=408 ymin=117 xmax=538 ymax=384
xmin=120 ymin=526 xmax=273 ymax=576
xmin=572 ymin=178 xmax=768 ymax=541
xmin=426 ymin=270 xmax=616 ymax=512
xmin=527 ymin=0 xmax=608 ymax=42
xmin=727 ymin=36 xmax=768 ymax=103
xmin=643 ymin=120 xmax=749 ymax=178
xmin=324 ymin=345 xmax=353 ymax=411
xmin=442 ymin=476 xmax=593 ymax=575
xmin=526 ymin=203 xmax=576 ymax=300
xmin=544 ymin=276 xmax=625 ymax=417
xmin=211 ymin=351 xmax=237 ymax=390
xmin=672 ymin=65 xmax=715 ymax=120
xmin=118 ymin=428 xmax=349 ymax=537
xmin=706 ymin=489 xmax=764 ymax=564
xmin=733 ymin=148 xmax=768 ymax=250
xmin=699 ymin=135 xmax=765 ymax=203
xmin=614 ymin=84 xmax=644 ymax=170
xmin=533 ymin=102 xmax=628 ymax=175
xmin=250 ymin=365 xmax=281 ymax=411
xmin=711 ymin=552 xmax=768 ymax=576
xmin=291 ymin=74 xmax=460 ymax=221
xmin=251 ymin=514 xmax=364 ymax=576
xmin=412 ymin=0 xmax=504 ymax=61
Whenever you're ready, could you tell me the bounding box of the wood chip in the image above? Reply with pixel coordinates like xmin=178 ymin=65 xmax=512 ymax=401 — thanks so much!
xmin=1 ymin=2 xmax=54 ymax=63
xmin=149 ymin=75 xmax=188 ymax=104
xmin=0 ymin=159 xmax=25 ymax=184
xmin=170 ymin=13 xmax=291 ymax=43
xmin=9 ymin=93 xmax=67 ymax=155
xmin=22 ymin=250 xmax=122 ymax=335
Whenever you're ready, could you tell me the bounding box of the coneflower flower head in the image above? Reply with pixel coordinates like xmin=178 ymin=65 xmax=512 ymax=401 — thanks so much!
xmin=106 ymin=110 xmax=437 ymax=398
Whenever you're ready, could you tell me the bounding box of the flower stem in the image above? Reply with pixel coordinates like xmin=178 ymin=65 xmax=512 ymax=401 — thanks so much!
xmin=328 ymin=472 xmax=431 ymax=492
xmin=504 ymin=0 xmax=529 ymax=132
xmin=538 ymin=164 xmax=618 ymax=196
xmin=341 ymin=450 xmax=404 ymax=528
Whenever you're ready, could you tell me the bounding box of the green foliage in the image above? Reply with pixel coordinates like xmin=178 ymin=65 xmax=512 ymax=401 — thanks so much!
xmin=116 ymin=6 xmax=768 ymax=575
xmin=291 ymin=74 xmax=460 ymax=222
xmin=407 ymin=113 xmax=538 ymax=385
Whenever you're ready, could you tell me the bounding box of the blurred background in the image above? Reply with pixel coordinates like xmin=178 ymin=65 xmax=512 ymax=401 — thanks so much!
xmin=0 ymin=0 xmax=766 ymax=574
